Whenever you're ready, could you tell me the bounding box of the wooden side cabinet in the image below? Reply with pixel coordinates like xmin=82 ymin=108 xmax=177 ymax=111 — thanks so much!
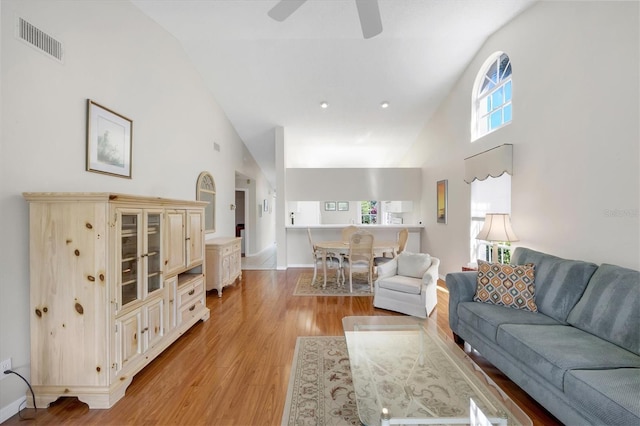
xmin=205 ymin=237 xmax=242 ymax=296
xmin=23 ymin=192 xmax=210 ymax=409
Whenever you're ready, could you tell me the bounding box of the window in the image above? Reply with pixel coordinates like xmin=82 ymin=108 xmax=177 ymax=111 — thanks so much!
xmin=196 ymin=171 xmax=216 ymax=233
xmin=470 ymin=174 xmax=512 ymax=263
xmin=360 ymin=201 xmax=378 ymax=224
xmin=472 ymin=52 xmax=512 ymax=140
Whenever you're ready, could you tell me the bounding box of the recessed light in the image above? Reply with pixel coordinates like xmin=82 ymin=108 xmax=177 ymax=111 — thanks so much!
xmin=320 ymin=101 xmax=329 ymax=109
xmin=380 ymin=101 xmax=389 ymax=109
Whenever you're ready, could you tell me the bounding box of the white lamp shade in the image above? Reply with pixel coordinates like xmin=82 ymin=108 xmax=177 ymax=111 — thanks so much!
xmin=476 ymin=213 xmax=519 ymax=242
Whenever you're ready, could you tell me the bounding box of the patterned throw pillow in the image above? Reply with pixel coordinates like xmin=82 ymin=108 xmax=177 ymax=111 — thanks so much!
xmin=473 ymin=260 xmax=538 ymax=312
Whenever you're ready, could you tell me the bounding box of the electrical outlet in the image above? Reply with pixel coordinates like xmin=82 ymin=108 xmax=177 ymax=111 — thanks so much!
xmin=0 ymin=358 xmax=11 ymax=379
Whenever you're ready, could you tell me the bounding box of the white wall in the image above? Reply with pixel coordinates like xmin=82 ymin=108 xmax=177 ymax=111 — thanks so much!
xmin=286 ymin=168 xmax=422 ymax=201
xmin=0 ymin=0 xmax=271 ymax=416
xmin=403 ymin=1 xmax=640 ymax=275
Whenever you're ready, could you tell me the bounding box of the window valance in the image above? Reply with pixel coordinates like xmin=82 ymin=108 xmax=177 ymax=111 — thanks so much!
xmin=464 ymin=144 xmax=513 ymax=183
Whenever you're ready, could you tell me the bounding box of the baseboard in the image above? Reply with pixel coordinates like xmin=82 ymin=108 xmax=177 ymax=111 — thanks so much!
xmin=0 ymin=395 xmax=26 ymax=423
xmin=287 ymin=263 xmax=313 ymax=268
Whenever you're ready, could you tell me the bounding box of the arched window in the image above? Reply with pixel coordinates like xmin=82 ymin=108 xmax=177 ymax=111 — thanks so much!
xmin=471 ymin=52 xmax=512 ymax=141
xmin=196 ymin=171 xmax=216 ymax=233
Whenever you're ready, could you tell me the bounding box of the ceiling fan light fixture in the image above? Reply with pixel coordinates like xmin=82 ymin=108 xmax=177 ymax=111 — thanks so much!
xmin=268 ymin=0 xmax=383 ymax=39
xmin=320 ymin=101 xmax=329 ymax=109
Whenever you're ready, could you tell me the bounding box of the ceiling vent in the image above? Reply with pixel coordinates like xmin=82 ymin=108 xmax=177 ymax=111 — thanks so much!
xmin=16 ymin=17 xmax=64 ymax=63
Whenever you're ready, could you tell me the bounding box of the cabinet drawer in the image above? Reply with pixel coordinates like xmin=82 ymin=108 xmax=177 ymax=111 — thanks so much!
xmin=177 ymin=278 xmax=204 ymax=309
xmin=178 ymin=299 xmax=206 ymax=324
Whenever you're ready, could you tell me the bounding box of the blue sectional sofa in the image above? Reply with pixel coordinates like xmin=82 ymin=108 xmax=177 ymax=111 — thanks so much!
xmin=446 ymin=247 xmax=640 ymax=426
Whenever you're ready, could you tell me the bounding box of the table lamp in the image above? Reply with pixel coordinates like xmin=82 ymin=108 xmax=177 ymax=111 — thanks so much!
xmin=475 ymin=213 xmax=519 ymax=263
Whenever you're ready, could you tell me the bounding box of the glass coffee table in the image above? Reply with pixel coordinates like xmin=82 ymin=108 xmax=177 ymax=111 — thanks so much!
xmin=342 ymin=316 xmax=532 ymax=426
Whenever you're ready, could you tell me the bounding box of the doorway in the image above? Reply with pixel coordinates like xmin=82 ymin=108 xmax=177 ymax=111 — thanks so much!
xmin=235 ymin=189 xmax=247 ymax=256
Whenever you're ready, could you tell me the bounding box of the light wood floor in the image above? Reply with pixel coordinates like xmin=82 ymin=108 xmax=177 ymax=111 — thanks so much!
xmin=3 ymin=269 xmax=561 ymax=425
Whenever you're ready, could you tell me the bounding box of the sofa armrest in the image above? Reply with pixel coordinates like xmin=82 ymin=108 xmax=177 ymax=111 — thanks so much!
xmin=422 ymin=257 xmax=440 ymax=287
xmin=445 ymin=271 xmax=478 ymax=335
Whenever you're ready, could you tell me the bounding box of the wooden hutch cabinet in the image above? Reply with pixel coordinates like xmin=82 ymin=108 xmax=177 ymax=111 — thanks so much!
xmin=23 ymin=193 xmax=210 ymax=409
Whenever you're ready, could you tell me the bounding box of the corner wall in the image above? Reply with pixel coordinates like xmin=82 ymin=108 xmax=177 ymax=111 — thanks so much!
xmin=0 ymin=0 xmax=269 ymax=417
xmin=403 ymin=1 xmax=639 ymax=274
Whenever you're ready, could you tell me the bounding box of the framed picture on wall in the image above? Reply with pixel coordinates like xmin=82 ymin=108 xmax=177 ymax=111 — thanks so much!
xmin=337 ymin=201 xmax=349 ymax=211
xmin=437 ymin=179 xmax=448 ymax=224
xmin=86 ymin=99 xmax=132 ymax=178
xmin=324 ymin=201 xmax=336 ymax=211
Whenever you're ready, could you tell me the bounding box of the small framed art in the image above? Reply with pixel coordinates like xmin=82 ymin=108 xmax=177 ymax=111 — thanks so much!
xmin=437 ymin=179 xmax=448 ymax=224
xmin=324 ymin=201 xmax=336 ymax=211
xmin=337 ymin=201 xmax=349 ymax=211
xmin=86 ymin=99 xmax=132 ymax=178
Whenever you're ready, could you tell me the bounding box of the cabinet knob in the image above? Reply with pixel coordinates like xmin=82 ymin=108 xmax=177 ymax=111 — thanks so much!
xmin=188 ymin=289 xmax=195 ymax=296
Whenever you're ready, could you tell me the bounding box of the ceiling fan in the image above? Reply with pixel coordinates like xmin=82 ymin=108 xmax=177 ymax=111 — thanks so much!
xmin=268 ymin=0 xmax=383 ymax=39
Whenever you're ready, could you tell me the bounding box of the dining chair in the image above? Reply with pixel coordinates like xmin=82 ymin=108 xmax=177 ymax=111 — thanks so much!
xmin=307 ymin=228 xmax=342 ymax=286
xmin=341 ymin=225 xmax=359 ymax=242
xmin=340 ymin=225 xmax=359 ymax=267
xmin=374 ymin=228 xmax=409 ymax=267
xmin=343 ymin=230 xmax=375 ymax=293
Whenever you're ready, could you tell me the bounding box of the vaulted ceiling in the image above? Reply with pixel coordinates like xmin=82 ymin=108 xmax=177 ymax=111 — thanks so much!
xmin=132 ymin=0 xmax=536 ymax=186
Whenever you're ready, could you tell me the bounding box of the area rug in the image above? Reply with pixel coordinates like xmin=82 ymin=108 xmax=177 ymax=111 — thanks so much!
xmin=281 ymin=336 xmax=359 ymax=426
xmin=294 ymin=272 xmax=374 ymax=296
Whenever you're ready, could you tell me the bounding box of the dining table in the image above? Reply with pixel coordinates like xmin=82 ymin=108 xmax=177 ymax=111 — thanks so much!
xmin=314 ymin=240 xmax=399 ymax=288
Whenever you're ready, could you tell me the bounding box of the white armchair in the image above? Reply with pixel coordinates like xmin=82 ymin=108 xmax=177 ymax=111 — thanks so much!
xmin=373 ymin=252 xmax=440 ymax=318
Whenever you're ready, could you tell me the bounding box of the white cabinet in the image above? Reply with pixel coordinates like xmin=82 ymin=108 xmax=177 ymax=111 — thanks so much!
xmin=177 ymin=274 xmax=206 ymax=322
xmin=165 ymin=210 xmax=187 ymax=276
xmin=165 ymin=276 xmax=178 ymax=332
xmin=23 ymin=192 xmax=210 ymax=409
xmin=186 ymin=210 xmax=204 ymax=268
xmin=165 ymin=209 xmax=204 ymax=276
xmin=205 ymin=237 xmax=242 ymax=296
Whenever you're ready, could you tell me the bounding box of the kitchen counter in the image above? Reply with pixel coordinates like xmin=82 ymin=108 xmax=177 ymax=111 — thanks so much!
xmin=286 ymin=224 xmax=424 ymax=267
xmin=286 ymin=224 xmax=423 ymax=230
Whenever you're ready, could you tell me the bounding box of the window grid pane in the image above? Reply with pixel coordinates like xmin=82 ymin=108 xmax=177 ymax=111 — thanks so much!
xmin=490 ymin=110 xmax=502 ymax=130
xmin=474 ymin=53 xmax=513 ymax=140
xmin=504 ymin=103 xmax=512 ymax=122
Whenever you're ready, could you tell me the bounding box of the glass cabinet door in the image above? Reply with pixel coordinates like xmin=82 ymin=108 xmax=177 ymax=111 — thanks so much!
xmin=120 ymin=213 xmax=141 ymax=306
xmin=145 ymin=212 xmax=162 ymax=295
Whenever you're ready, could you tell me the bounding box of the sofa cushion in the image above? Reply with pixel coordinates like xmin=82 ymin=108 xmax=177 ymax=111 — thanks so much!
xmin=457 ymin=302 xmax=559 ymax=343
xmin=564 ymin=368 xmax=640 ymax=426
xmin=567 ymin=264 xmax=640 ymax=355
xmin=511 ymin=247 xmax=598 ymax=323
xmin=496 ymin=324 xmax=640 ymax=390
xmin=378 ymin=275 xmax=422 ymax=295
xmin=473 ymin=260 xmax=537 ymax=312
xmin=397 ymin=252 xmax=431 ymax=279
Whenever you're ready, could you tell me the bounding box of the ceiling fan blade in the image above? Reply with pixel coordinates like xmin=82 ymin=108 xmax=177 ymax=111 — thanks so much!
xmin=268 ymin=0 xmax=307 ymax=22
xmin=355 ymin=0 xmax=383 ymax=39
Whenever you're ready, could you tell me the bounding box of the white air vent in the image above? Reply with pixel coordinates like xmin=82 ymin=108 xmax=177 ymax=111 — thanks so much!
xmin=16 ymin=17 xmax=64 ymax=63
